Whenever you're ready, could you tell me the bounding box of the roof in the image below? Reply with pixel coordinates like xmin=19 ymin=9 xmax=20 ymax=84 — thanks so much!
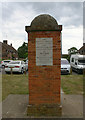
xmin=1 ymin=42 xmax=17 ymax=53
xmin=10 ymin=60 xmax=22 ymax=62
xmin=79 ymin=44 xmax=85 ymax=51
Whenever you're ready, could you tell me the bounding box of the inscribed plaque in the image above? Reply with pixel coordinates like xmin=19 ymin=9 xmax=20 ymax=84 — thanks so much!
xmin=36 ymin=38 xmax=53 ymax=66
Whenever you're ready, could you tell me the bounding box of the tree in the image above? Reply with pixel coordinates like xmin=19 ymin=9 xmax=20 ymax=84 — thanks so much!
xmin=17 ymin=42 xmax=28 ymax=59
xmin=67 ymin=47 xmax=78 ymax=62
xmin=68 ymin=47 xmax=78 ymax=55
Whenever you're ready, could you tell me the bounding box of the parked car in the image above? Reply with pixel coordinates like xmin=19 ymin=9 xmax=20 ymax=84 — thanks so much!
xmin=70 ymin=54 xmax=85 ymax=73
xmin=5 ymin=61 xmax=26 ymax=74
xmin=1 ymin=60 xmax=13 ymax=67
xmin=25 ymin=60 xmax=28 ymax=71
xmin=61 ymin=58 xmax=70 ymax=74
xmin=0 ymin=64 xmax=1 ymax=72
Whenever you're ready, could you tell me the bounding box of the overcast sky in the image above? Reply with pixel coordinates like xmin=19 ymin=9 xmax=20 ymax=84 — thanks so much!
xmin=0 ymin=1 xmax=84 ymax=53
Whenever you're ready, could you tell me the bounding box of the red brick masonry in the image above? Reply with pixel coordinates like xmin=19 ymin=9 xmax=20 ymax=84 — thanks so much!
xmin=28 ymin=31 xmax=61 ymax=105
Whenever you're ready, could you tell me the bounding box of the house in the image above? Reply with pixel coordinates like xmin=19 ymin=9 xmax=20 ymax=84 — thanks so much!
xmin=78 ymin=43 xmax=85 ymax=55
xmin=0 ymin=40 xmax=18 ymax=60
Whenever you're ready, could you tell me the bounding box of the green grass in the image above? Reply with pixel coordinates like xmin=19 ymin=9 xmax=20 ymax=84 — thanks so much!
xmin=61 ymin=75 xmax=83 ymax=94
xmin=2 ymin=74 xmax=83 ymax=101
xmin=2 ymin=74 xmax=28 ymax=100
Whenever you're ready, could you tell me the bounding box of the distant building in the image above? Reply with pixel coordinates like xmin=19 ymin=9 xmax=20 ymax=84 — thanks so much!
xmin=0 ymin=40 xmax=18 ymax=60
xmin=78 ymin=43 xmax=85 ymax=55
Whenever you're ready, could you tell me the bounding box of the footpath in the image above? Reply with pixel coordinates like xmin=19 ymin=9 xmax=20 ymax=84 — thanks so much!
xmin=0 ymin=93 xmax=83 ymax=119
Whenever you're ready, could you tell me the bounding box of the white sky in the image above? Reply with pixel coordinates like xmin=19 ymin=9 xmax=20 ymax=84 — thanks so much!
xmin=0 ymin=0 xmax=84 ymax=54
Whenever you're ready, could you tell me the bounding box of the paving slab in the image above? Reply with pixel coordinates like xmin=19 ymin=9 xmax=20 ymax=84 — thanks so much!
xmin=1 ymin=94 xmax=83 ymax=118
xmin=2 ymin=95 xmax=28 ymax=118
xmin=62 ymin=94 xmax=83 ymax=118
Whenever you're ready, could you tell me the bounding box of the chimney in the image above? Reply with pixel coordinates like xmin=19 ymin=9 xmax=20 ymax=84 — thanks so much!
xmin=3 ymin=40 xmax=8 ymax=44
xmin=10 ymin=43 xmax=12 ymax=47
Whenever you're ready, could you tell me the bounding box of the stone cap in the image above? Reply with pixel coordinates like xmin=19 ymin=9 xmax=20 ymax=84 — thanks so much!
xmin=25 ymin=14 xmax=62 ymax=32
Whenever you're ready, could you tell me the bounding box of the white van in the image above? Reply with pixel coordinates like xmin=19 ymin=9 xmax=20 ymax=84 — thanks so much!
xmin=70 ymin=54 xmax=85 ymax=73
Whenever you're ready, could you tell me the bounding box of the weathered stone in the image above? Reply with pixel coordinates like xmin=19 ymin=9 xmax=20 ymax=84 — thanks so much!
xmin=27 ymin=104 xmax=62 ymax=116
xmin=25 ymin=14 xmax=62 ymax=32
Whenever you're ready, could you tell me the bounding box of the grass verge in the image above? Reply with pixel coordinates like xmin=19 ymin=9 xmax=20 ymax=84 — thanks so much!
xmin=2 ymin=74 xmax=83 ymax=100
xmin=61 ymin=75 xmax=83 ymax=94
xmin=2 ymin=74 xmax=28 ymax=100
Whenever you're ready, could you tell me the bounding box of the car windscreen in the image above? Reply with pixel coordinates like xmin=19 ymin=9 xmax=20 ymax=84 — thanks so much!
xmin=9 ymin=62 xmax=20 ymax=64
xmin=78 ymin=60 xmax=85 ymax=65
xmin=4 ymin=61 xmax=11 ymax=63
xmin=61 ymin=60 xmax=69 ymax=64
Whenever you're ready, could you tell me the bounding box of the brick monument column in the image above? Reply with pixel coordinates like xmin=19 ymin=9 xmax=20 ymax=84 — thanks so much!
xmin=25 ymin=14 xmax=62 ymax=116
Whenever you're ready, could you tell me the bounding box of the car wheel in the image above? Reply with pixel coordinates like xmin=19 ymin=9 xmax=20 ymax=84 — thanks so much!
xmin=21 ymin=68 xmax=24 ymax=74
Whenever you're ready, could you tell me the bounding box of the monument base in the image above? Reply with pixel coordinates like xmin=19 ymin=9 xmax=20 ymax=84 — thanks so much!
xmin=27 ymin=104 xmax=62 ymax=117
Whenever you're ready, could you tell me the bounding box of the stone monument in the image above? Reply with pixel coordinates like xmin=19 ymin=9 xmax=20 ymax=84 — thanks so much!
xmin=25 ymin=14 xmax=62 ymax=116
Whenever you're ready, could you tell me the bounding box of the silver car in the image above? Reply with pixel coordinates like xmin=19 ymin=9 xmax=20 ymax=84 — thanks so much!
xmin=25 ymin=60 xmax=28 ymax=71
xmin=61 ymin=58 xmax=70 ymax=75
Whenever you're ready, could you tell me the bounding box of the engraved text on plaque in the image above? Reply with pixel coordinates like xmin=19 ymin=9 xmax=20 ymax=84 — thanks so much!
xmin=36 ymin=38 xmax=53 ymax=66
